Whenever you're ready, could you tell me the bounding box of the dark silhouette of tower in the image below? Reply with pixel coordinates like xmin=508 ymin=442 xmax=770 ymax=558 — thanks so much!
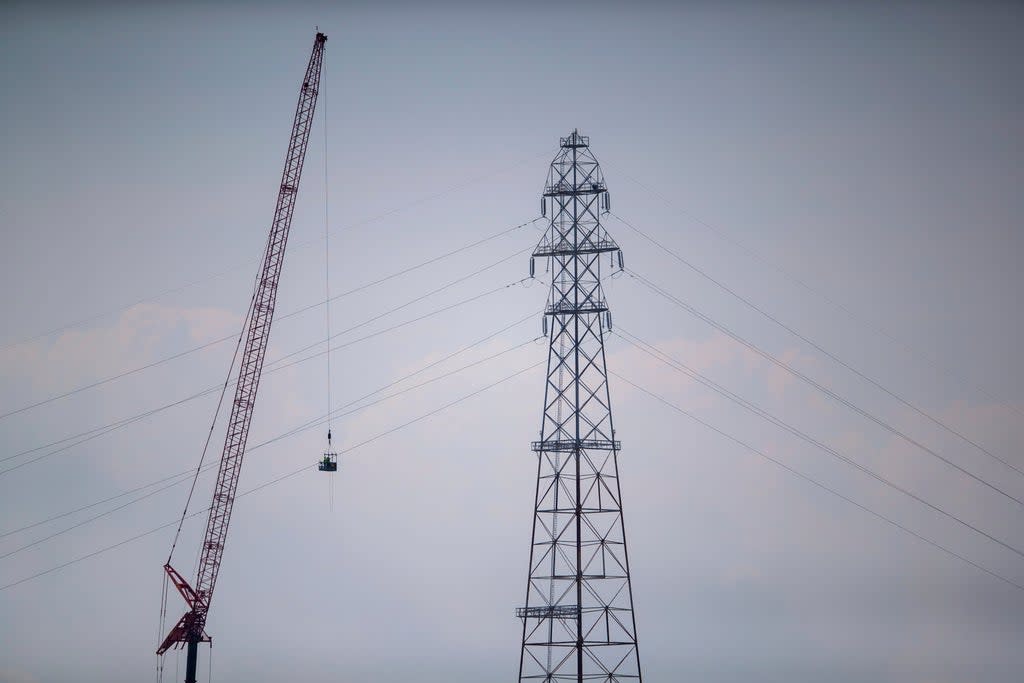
xmin=517 ymin=131 xmax=642 ymax=682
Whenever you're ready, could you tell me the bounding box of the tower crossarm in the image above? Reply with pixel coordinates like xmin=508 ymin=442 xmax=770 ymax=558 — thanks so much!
xmin=517 ymin=604 xmax=581 ymax=620
xmin=531 ymin=439 xmax=621 ymax=453
xmin=532 ymin=240 xmax=619 ymax=257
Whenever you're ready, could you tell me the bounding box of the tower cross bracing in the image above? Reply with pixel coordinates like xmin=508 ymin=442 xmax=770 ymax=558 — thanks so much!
xmin=517 ymin=130 xmax=642 ymax=683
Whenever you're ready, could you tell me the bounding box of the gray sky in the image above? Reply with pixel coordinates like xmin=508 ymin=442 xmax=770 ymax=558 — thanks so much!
xmin=1 ymin=2 xmax=1022 ymax=682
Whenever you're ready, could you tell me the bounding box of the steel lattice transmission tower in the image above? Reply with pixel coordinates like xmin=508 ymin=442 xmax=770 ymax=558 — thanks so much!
xmin=517 ymin=130 xmax=642 ymax=683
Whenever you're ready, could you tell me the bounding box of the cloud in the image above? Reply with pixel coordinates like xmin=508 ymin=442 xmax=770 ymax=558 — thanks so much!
xmin=0 ymin=669 xmax=39 ymax=683
xmin=0 ymin=302 xmax=240 ymax=397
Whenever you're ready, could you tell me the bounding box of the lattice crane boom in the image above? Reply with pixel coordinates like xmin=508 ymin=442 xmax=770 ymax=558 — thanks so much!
xmin=157 ymin=31 xmax=326 ymax=682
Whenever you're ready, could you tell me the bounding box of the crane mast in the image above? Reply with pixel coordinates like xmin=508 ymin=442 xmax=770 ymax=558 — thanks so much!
xmin=157 ymin=31 xmax=326 ymax=683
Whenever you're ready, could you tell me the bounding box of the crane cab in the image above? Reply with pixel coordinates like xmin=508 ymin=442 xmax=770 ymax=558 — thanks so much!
xmin=319 ymin=451 xmax=338 ymax=472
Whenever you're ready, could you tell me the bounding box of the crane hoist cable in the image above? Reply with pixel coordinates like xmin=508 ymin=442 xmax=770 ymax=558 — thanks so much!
xmin=319 ymin=54 xmax=338 ymax=480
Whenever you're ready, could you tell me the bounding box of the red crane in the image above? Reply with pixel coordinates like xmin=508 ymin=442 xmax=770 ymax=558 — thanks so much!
xmin=157 ymin=31 xmax=326 ymax=683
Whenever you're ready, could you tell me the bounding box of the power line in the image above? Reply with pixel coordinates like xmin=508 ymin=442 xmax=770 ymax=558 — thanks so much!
xmin=0 ymin=217 xmax=539 ymax=423
xmin=167 ymin=270 xmax=255 ymax=565
xmin=270 ymin=280 xmax=533 ymax=373
xmin=612 ymin=328 xmax=1024 ymax=562
xmin=280 ymin=217 xmax=540 ymax=321
xmin=0 ymin=313 xmax=538 ymax=541
xmin=2 ymin=270 xmax=533 ymax=469
xmin=259 ymin=315 xmax=543 ymax=447
xmin=0 ymin=468 xmax=196 ymax=541
xmin=609 ymin=210 xmax=1022 ymax=479
xmin=0 ymin=278 xmax=529 ymax=476
xmin=248 ymin=339 xmax=543 ymax=454
xmin=0 ymin=333 xmax=240 ymax=422
xmin=605 ymin=162 xmax=1024 ymax=421
xmin=1 ymin=386 xmax=221 ymax=466
xmin=0 ymin=148 xmax=547 ymax=354
xmin=270 ymin=245 xmax=534 ymax=367
xmin=0 ymin=386 xmax=232 ymax=475
xmin=623 ymin=269 xmax=1024 ymax=512
xmin=8 ymin=333 xmax=540 ymax=565
xmin=1 ymin=336 xmax=540 ymax=562
xmin=611 ymin=370 xmax=1024 ymax=594
xmin=0 ymin=476 xmax=190 ymax=561
xmin=0 ymin=358 xmax=543 ymax=592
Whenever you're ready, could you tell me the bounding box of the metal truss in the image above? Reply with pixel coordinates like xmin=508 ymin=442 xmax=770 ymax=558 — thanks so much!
xmin=518 ymin=131 xmax=642 ymax=683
